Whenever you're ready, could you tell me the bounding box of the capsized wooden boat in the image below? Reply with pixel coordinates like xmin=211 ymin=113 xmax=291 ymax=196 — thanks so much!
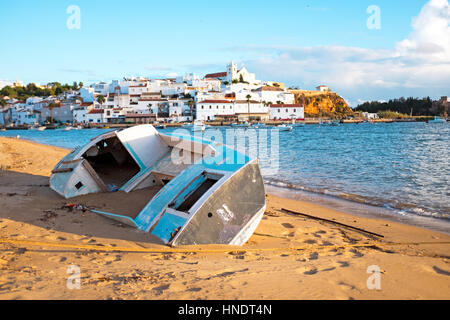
xmin=50 ymin=124 xmax=266 ymax=246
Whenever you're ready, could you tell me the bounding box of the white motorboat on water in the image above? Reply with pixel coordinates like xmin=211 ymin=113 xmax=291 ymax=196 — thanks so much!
xmin=49 ymin=124 xmax=266 ymax=246
xmin=428 ymin=116 xmax=446 ymax=123
xmin=277 ymin=124 xmax=293 ymax=131
xmin=231 ymin=121 xmax=250 ymax=128
xmin=192 ymin=120 xmax=206 ymax=132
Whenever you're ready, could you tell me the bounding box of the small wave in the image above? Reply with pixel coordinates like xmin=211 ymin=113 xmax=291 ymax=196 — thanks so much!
xmin=264 ymin=178 xmax=449 ymax=221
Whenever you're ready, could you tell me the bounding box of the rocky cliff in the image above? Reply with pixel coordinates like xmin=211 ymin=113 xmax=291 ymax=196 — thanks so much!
xmin=289 ymin=90 xmax=353 ymax=117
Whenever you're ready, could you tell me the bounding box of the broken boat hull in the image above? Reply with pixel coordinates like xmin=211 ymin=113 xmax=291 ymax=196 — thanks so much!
xmin=49 ymin=124 xmax=266 ymax=246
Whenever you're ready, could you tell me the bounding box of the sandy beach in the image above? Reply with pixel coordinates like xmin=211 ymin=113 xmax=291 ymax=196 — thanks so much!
xmin=0 ymin=136 xmax=449 ymax=300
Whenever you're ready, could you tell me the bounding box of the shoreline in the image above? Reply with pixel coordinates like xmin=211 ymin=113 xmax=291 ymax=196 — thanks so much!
xmin=1 ymin=136 xmax=449 ymax=299
xmin=2 ymin=135 xmax=449 ymax=235
xmin=265 ymin=184 xmax=450 ymax=236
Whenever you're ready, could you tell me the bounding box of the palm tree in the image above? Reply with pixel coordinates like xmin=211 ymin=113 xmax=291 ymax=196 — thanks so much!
xmin=188 ymin=98 xmax=195 ymax=121
xmin=246 ymin=94 xmax=251 ymax=121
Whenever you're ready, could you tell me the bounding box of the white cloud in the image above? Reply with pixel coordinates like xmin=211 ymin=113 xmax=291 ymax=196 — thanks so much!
xmin=236 ymin=0 xmax=450 ymax=106
xmin=396 ymin=0 xmax=450 ymax=62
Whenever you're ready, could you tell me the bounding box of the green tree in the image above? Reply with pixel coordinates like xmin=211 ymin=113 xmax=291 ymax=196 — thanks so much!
xmin=97 ymin=95 xmax=105 ymax=106
xmin=47 ymin=103 xmax=56 ymax=123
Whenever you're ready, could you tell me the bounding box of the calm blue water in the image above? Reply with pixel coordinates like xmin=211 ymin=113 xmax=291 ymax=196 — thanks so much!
xmin=1 ymin=122 xmax=449 ymax=223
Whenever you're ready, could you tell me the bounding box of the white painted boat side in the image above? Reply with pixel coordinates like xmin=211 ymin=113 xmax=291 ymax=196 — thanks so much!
xmin=229 ymin=204 xmax=266 ymax=246
xmin=169 ymin=159 xmax=261 ymax=245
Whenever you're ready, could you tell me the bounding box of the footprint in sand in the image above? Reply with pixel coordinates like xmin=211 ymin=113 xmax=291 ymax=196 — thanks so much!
xmin=308 ymin=252 xmax=319 ymax=260
xmin=304 ymin=268 xmax=318 ymax=275
xmin=349 ymin=249 xmax=364 ymax=258
xmin=152 ymin=284 xmax=170 ymax=295
xmin=338 ymin=281 xmax=358 ymax=291
xmin=304 ymin=239 xmax=317 ymax=245
xmin=295 ymin=266 xmax=318 ymax=275
xmin=337 ymin=261 xmax=350 ymax=268
xmin=104 ymin=255 xmax=122 ymax=264
xmin=48 ymin=256 xmax=67 ymax=263
xmin=81 ymin=238 xmax=97 ymax=244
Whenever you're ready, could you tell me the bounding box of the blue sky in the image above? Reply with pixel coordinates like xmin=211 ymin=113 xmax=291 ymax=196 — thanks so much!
xmin=1 ymin=0 xmax=449 ymax=106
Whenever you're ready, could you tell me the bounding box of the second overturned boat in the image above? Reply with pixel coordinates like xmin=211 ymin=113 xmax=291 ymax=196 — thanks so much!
xmin=50 ymin=124 xmax=266 ymax=246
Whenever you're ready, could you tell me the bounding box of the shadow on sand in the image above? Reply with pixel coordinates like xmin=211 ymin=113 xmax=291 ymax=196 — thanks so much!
xmin=0 ymin=169 xmax=165 ymax=246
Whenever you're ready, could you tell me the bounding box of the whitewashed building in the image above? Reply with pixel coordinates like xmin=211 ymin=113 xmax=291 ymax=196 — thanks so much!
xmin=362 ymin=112 xmax=379 ymax=120
xmin=270 ymin=104 xmax=304 ymax=120
xmin=196 ymin=100 xmax=234 ymax=121
xmin=80 ymin=87 xmax=95 ymax=102
xmin=41 ymin=103 xmax=74 ymax=123
xmin=196 ymin=99 xmax=268 ymax=121
xmin=316 ymin=85 xmax=330 ymax=92
xmin=251 ymin=86 xmax=295 ymax=105
xmin=204 ymin=61 xmax=261 ymax=85
xmin=86 ymin=109 xmax=105 ymax=123
xmin=73 ymin=107 xmax=87 ymax=124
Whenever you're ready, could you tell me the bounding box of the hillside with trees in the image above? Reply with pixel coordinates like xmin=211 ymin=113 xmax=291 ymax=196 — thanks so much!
xmin=355 ymin=97 xmax=436 ymax=116
xmin=0 ymin=82 xmax=83 ymax=101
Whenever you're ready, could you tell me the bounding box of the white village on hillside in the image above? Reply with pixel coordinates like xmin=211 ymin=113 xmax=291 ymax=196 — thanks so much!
xmin=0 ymin=62 xmax=324 ymax=127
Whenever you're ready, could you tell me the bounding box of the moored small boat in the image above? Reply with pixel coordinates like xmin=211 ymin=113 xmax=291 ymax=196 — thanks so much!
xmin=192 ymin=120 xmax=206 ymax=132
xmin=428 ymin=116 xmax=446 ymax=123
xmin=277 ymin=124 xmax=293 ymax=131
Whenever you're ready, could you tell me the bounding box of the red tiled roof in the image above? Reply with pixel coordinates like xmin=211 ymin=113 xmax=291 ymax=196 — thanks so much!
xmin=205 ymin=72 xmax=227 ymax=79
xmin=80 ymin=102 xmax=93 ymax=107
xmin=253 ymin=86 xmax=284 ymax=92
xmin=87 ymin=109 xmax=104 ymax=114
xmin=269 ymin=104 xmax=303 ymax=108
xmin=138 ymin=98 xmax=167 ymax=102
xmin=235 ymin=100 xmax=261 ymax=104
xmin=125 ymin=113 xmax=157 ymax=118
xmin=198 ymin=100 xmax=233 ymax=104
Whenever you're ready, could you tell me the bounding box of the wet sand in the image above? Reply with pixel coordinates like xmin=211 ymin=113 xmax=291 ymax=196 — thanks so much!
xmin=0 ymin=137 xmax=449 ymax=299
